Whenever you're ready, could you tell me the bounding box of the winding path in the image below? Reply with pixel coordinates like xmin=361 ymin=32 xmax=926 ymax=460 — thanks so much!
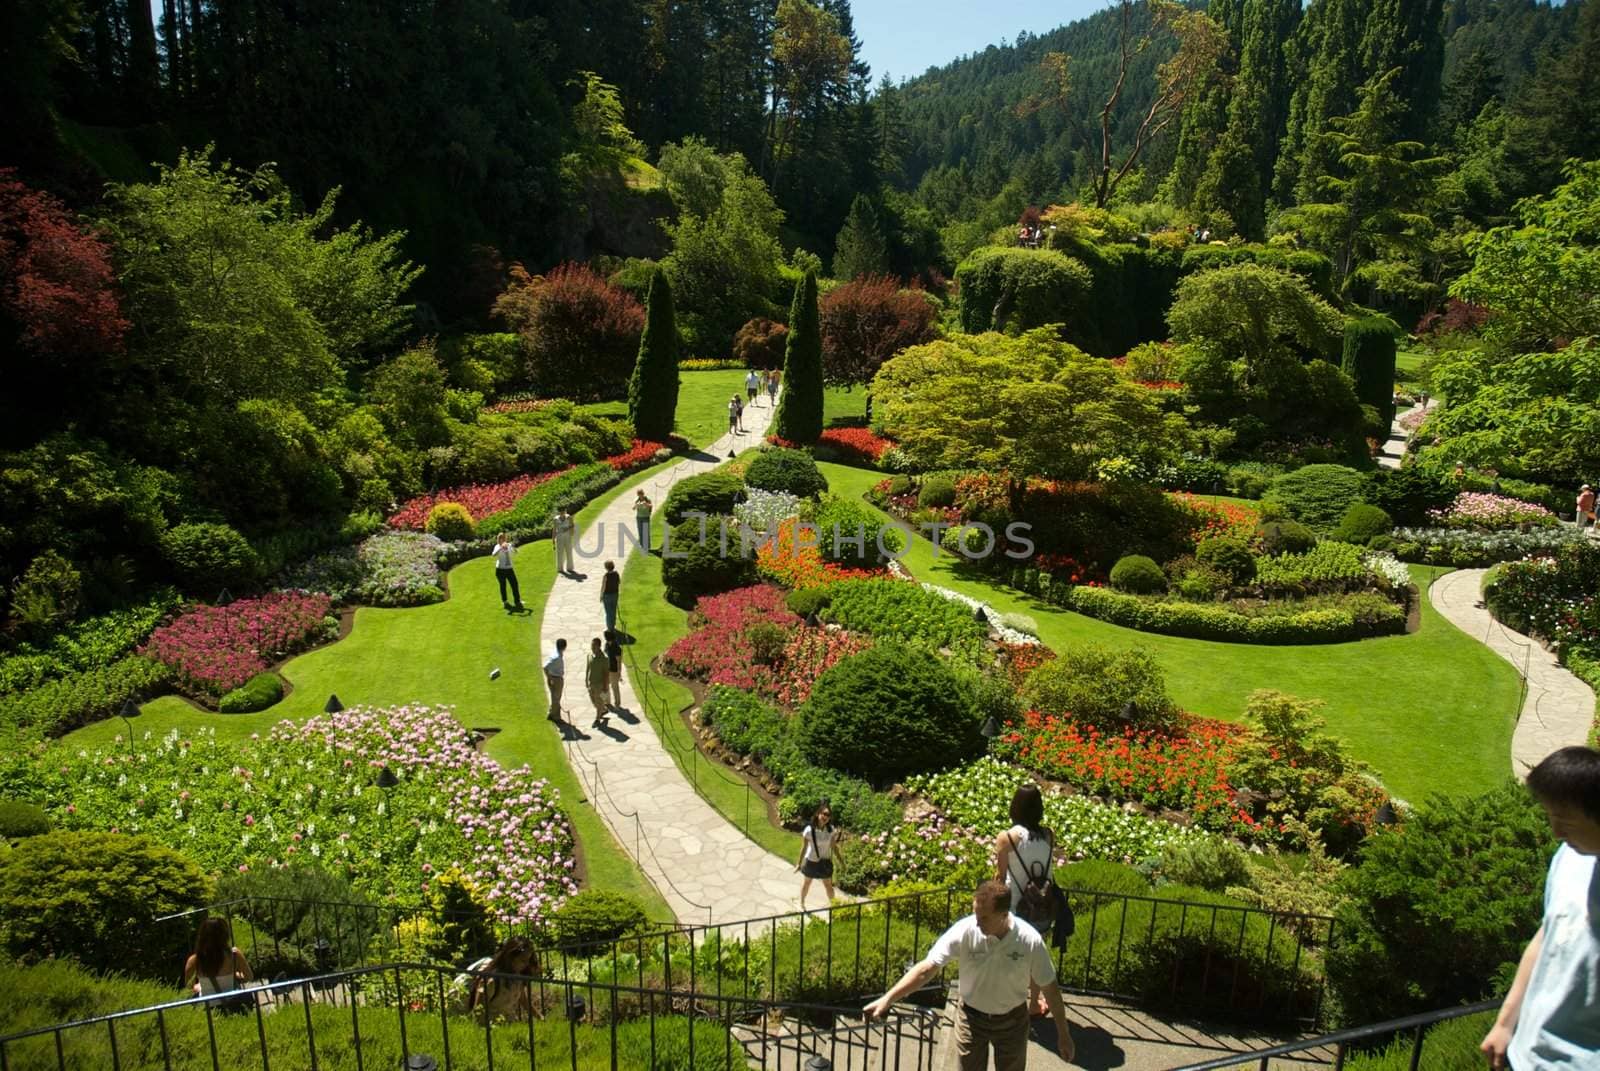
xmin=1428 ymin=568 xmax=1594 ymax=776
xmin=539 ymin=393 xmax=800 ymax=925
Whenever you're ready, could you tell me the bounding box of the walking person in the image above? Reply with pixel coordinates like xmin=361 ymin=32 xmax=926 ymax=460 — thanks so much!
xmin=746 ymin=368 xmax=760 ymax=406
xmin=994 ymin=784 xmax=1057 ymax=1016
xmin=1577 ymin=484 xmax=1595 ymax=529
xmin=586 ymin=637 xmax=610 ymax=729
xmin=599 ymin=560 xmax=620 ymax=632
xmin=552 ymin=508 xmax=577 ymax=575
xmin=492 ymin=532 xmax=524 ymax=611
xmin=604 ymin=628 xmax=624 ymax=712
xmin=728 ymin=394 xmax=740 ymax=435
xmin=634 ymin=490 xmax=654 ymax=553
xmin=863 ymin=881 xmax=1074 ymax=1069
xmin=543 ymin=639 xmax=567 ymax=722
xmin=1481 ymin=746 xmax=1600 ymax=1070
xmin=795 ymin=800 xmax=846 ymax=909
xmin=768 ymin=369 xmax=779 ymax=405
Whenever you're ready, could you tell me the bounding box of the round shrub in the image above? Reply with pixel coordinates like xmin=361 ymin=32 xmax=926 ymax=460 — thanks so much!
xmin=745 ymin=448 xmax=828 ymax=498
xmin=797 ymin=647 xmax=980 ymax=782
xmin=662 ymin=471 xmax=745 ymax=525
xmin=887 ymin=475 xmax=914 ymax=496
xmin=1196 ymin=537 xmax=1257 ymax=584
xmin=218 ymin=671 xmax=285 ymax=714
xmin=424 ymin=502 xmax=476 ymax=541
xmin=550 ymin=890 xmax=651 ymax=952
xmin=159 ymin=522 xmax=262 ymax=596
xmin=1256 ymin=520 xmax=1317 ymax=556
xmin=785 ymin=587 xmax=833 ymax=618
xmin=1332 ymin=503 xmax=1393 ymax=546
xmin=1262 ymin=465 xmax=1368 ymax=531
xmin=0 ymin=831 xmax=210 ymax=974
xmin=661 ymin=516 xmax=756 ymax=607
xmin=1020 ymin=643 xmax=1178 ymax=731
xmin=1154 ymin=839 xmax=1253 ymax=892
xmin=1110 ymin=555 xmax=1166 ymax=594
xmin=812 ymin=495 xmax=903 ymax=564
xmin=917 ymin=475 xmax=957 ymax=508
xmin=0 ymin=801 xmax=51 ymax=839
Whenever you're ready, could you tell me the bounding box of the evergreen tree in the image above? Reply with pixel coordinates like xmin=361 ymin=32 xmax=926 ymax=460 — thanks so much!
xmin=774 ymin=270 xmax=824 ymax=443
xmin=872 ymin=73 xmax=910 ymax=185
xmin=832 ymin=193 xmax=889 ymax=279
xmin=629 ymin=269 xmax=681 ymax=442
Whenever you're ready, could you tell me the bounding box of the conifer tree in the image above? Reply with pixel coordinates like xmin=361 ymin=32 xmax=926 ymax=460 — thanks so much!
xmin=832 ymin=194 xmax=888 ymax=280
xmin=628 ymin=269 xmax=680 ymax=442
xmin=773 ymin=270 xmax=824 ymax=443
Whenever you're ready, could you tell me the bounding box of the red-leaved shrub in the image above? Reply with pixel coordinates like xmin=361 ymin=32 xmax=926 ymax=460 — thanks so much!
xmin=493 ymin=262 xmax=643 ymax=400
xmin=819 ymin=276 xmax=938 ymax=387
xmin=733 ymin=318 xmax=789 ymax=369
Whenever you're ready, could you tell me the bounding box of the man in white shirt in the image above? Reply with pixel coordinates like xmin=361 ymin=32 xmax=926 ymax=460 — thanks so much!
xmin=542 ymin=639 xmax=567 ymax=722
xmin=552 ymin=509 xmax=577 ymax=575
xmin=746 ymin=368 xmax=761 ymax=406
xmin=1482 ymin=746 xmax=1600 ymax=1070
xmin=864 ymin=880 xmax=1073 ymax=1070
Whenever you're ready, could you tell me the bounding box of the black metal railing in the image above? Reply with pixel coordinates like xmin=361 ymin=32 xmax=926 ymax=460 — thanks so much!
xmin=1168 ymin=997 xmax=1502 ymax=1070
xmin=164 ymin=883 xmax=1335 ymax=1031
xmin=0 ymin=961 xmax=941 ymax=1071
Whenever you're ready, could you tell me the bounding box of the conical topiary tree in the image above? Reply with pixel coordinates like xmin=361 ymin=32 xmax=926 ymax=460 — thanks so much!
xmin=773 ymin=270 xmax=823 ymax=444
xmin=628 ymin=268 xmax=680 ymax=441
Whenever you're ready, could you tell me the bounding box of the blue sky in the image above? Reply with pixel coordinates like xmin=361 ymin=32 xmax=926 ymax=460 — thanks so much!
xmin=851 ymin=0 xmax=1107 ymax=85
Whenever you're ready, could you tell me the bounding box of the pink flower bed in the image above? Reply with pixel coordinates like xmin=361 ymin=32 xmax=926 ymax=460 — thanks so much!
xmin=1428 ymin=491 xmax=1556 ymax=530
xmin=662 ymin=584 xmax=873 ymax=706
xmin=141 ymin=592 xmax=334 ymax=698
xmin=606 ymin=439 xmax=668 ymax=472
xmin=388 ymin=471 xmax=567 ymax=531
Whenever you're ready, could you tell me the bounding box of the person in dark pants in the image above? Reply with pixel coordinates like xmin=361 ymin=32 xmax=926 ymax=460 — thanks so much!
xmin=600 ymin=560 xmax=620 ymax=631
xmin=604 ymin=628 xmax=624 ymax=711
xmin=543 ymin=639 xmax=566 ymax=721
xmin=492 ymin=532 xmax=523 ymax=610
xmin=586 ymin=637 xmax=610 ymax=728
xmin=864 ymin=881 xmax=1073 ymax=1070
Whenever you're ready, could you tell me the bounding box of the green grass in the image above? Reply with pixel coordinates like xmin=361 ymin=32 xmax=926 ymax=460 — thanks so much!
xmin=674 ymin=369 xmax=753 ymax=446
xmin=616 ymin=464 xmax=801 ymax=864
xmin=823 ymin=385 xmax=871 ymax=427
xmin=819 ymin=462 xmax=1521 ymax=805
xmin=57 ymin=468 xmax=677 ymax=921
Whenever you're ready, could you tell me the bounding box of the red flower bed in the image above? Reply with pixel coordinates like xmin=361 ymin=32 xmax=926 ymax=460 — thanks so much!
xmin=994 ymin=710 xmax=1265 ymax=838
xmin=1170 ymin=493 xmax=1262 ymax=546
xmin=605 ymin=439 xmax=668 ymax=472
xmin=388 ymin=471 xmax=568 ymax=531
xmin=996 ymin=642 xmax=1057 ymax=687
xmin=141 ymin=593 xmax=334 ymax=699
xmin=755 ymin=517 xmax=885 ymax=590
xmin=1032 ymin=553 xmax=1103 ymax=585
xmin=770 ymin=627 xmax=874 ymax=706
xmin=819 ymin=427 xmax=893 ymax=463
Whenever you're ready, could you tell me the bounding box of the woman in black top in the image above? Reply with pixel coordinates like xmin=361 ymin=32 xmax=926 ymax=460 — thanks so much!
xmin=603 ymin=628 xmax=624 ymax=712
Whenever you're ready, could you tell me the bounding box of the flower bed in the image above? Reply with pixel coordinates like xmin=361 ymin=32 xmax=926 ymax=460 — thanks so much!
xmin=754 ymin=517 xmax=885 ymax=589
xmin=26 ymin=705 xmax=577 ymax=922
xmin=605 ymin=439 xmax=670 ymax=472
xmin=1171 ymin=494 xmax=1262 ymax=546
xmin=817 ymin=427 xmax=893 ymax=464
xmin=821 ymin=578 xmax=990 ymax=663
xmin=140 ymin=592 xmax=336 ymax=699
xmin=1484 ymin=544 xmax=1600 ymax=650
xmin=994 ymin=711 xmax=1262 ymax=839
xmin=355 ymin=532 xmax=447 ymax=605
xmin=1427 ymin=492 xmax=1556 ymax=530
xmin=388 ymin=471 xmax=567 ymax=531
xmin=1392 ymin=525 xmax=1583 ymax=567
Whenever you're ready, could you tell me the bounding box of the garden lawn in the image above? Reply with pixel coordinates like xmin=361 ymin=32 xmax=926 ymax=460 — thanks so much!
xmin=823 ymin=384 xmax=871 ymax=427
xmin=56 ymin=468 xmax=677 ymax=921
xmin=1395 ymin=348 xmax=1428 ymax=386
xmin=819 ymin=463 xmax=1520 ymax=805
xmin=673 ymin=369 xmax=751 ymax=447
xmin=619 ymin=497 xmax=802 ymax=863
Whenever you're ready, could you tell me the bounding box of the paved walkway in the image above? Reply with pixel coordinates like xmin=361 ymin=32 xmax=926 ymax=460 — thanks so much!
xmin=1428 ymin=568 xmax=1595 ymax=777
xmin=540 ymin=391 xmax=800 ymax=925
xmin=1376 ymin=398 xmax=1434 ymax=469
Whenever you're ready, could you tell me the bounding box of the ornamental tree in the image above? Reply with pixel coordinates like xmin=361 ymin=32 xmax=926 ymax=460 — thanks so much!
xmin=819 ymin=275 xmax=937 ymax=389
xmin=494 ymin=261 xmax=644 ymax=401
xmin=773 ymin=270 xmax=824 ymax=444
xmin=629 ymin=268 xmax=680 ymax=441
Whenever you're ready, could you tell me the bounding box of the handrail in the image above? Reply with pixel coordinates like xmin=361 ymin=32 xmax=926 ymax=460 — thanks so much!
xmin=1167 ymin=998 xmax=1500 ymax=1070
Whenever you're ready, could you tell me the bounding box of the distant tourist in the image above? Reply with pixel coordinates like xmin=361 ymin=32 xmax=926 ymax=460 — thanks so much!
xmin=634 ymin=490 xmax=653 ymax=553
xmin=552 ymin=508 xmax=577 ymax=575
xmin=599 ymin=560 xmax=620 ymax=632
xmin=768 ymin=369 xmax=780 ymax=404
xmin=994 ymin=783 xmax=1059 ymax=1016
xmin=746 ymin=368 xmax=760 ymax=406
xmin=604 ymin=628 xmax=624 ymax=712
xmin=1577 ymin=485 xmax=1595 ymax=529
xmin=586 ymin=637 xmax=610 ymax=728
xmin=729 ymin=394 xmax=741 ymax=435
xmin=543 ymin=638 xmax=567 ymax=722
xmin=465 ymin=937 xmax=538 ymax=1023
xmin=863 ymin=880 xmax=1074 ymax=1068
xmin=492 ymin=532 xmax=523 ymax=611
xmin=1481 ymin=746 xmax=1600 ymax=1069
xmin=182 ymin=918 xmax=254 ymax=1012
xmin=796 ymin=799 xmax=846 ymax=908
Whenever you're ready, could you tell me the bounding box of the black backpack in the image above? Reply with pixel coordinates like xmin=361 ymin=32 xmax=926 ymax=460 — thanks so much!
xmin=1007 ymin=830 xmax=1058 ymax=931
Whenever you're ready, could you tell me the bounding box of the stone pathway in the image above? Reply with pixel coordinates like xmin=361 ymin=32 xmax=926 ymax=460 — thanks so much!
xmin=539 ymin=391 xmax=800 ymax=925
xmin=1428 ymin=568 xmax=1595 ymax=777
xmin=1376 ymin=398 xmax=1434 ymax=470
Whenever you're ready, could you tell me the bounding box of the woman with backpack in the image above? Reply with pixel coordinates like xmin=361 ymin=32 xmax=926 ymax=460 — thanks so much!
xmin=994 ymin=782 xmax=1057 ymax=1016
xmin=796 ymin=799 xmax=846 ymax=909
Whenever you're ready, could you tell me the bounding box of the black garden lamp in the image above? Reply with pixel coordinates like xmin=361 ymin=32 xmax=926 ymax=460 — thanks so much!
xmin=118 ymin=699 xmax=140 ymax=759
xmin=1375 ymin=800 xmax=1398 ymax=827
xmin=566 ymin=994 xmax=587 ymax=1022
xmin=973 ymin=605 xmax=988 ymax=625
xmin=376 ymin=766 xmax=399 ymax=789
xmin=1121 ymin=700 xmax=1138 ymax=724
xmin=980 ymin=715 xmax=1001 ymax=753
xmin=325 ymin=694 xmax=344 ymax=714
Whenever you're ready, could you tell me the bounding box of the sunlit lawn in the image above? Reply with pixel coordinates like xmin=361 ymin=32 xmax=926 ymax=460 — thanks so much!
xmin=820 ymin=462 xmax=1520 ymax=804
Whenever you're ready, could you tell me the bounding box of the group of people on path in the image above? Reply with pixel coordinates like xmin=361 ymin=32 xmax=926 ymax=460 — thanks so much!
xmin=541 ymin=561 xmax=627 ymax=731
xmin=731 ymin=369 xmax=779 ymax=434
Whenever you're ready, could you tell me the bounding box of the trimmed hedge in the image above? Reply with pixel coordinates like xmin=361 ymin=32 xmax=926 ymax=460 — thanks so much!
xmin=1180 ymin=244 xmax=1335 ymax=300
xmin=0 ymin=801 xmax=51 ymax=839
xmin=955 ymin=247 xmax=1094 ymax=335
xmin=1342 ymin=316 xmax=1399 ymax=429
xmin=1333 ymin=503 xmax=1394 ymax=546
xmin=218 ymin=671 xmax=285 ymax=714
xmin=745 ymin=448 xmax=828 ymax=498
xmin=550 ymin=890 xmax=651 ymax=952
xmin=159 ymin=522 xmax=262 ymax=596
xmin=0 ymin=655 xmax=171 ymax=736
xmin=1046 ymin=584 xmax=1404 ymax=643
xmin=662 ymin=471 xmax=746 ymax=526
xmin=1263 ymin=465 xmax=1369 ymax=532
xmin=661 ymin=516 xmax=756 ymax=607
xmin=474 ymin=462 xmax=622 ymax=536
xmin=1111 ymin=555 xmax=1167 ymax=594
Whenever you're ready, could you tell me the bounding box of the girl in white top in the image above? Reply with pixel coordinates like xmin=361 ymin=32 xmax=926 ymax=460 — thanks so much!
xmin=993 ymin=782 xmax=1056 ymax=1016
xmin=795 ymin=800 xmax=847 ymax=908
xmin=182 ymin=917 xmax=253 ymax=1000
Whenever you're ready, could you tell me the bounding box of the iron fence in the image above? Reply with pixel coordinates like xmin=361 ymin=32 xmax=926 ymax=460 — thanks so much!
xmin=0 ymin=961 xmax=941 ymax=1071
